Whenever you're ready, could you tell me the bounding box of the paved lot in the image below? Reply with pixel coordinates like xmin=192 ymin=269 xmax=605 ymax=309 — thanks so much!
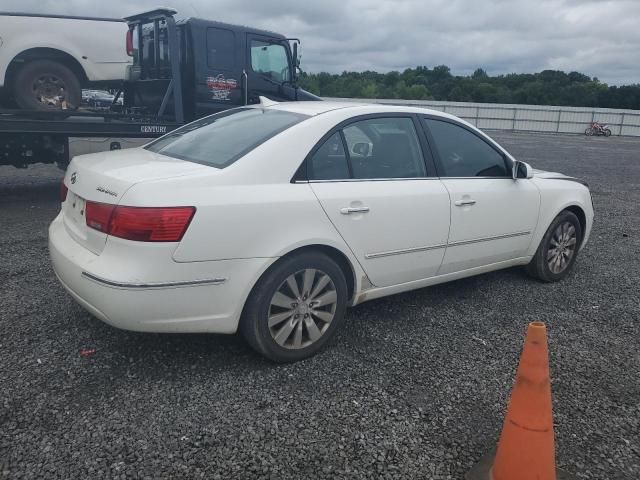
xmin=1 ymin=132 xmax=639 ymax=479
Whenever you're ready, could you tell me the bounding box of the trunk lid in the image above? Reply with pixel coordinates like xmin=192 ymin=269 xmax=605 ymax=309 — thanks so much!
xmin=62 ymin=148 xmax=208 ymax=254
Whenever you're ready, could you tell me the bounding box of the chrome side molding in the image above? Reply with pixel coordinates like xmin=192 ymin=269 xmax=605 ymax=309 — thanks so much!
xmin=81 ymin=272 xmax=227 ymax=290
xmin=365 ymin=243 xmax=447 ymax=259
xmin=364 ymin=231 xmax=531 ymax=259
xmin=447 ymin=231 xmax=531 ymax=248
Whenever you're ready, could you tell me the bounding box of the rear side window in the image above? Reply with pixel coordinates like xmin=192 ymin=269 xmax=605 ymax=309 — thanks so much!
xmin=424 ymin=119 xmax=509 ymax=177
xmin=307 ymin=117 xmax=427 ymax=181
xmin=308 ymin=133 xmax=350 ymax=180
xmin=146 ymin=108 xmax=307 ymax=168
xmin=207 ymin=28 xmax=236 ymax=69
xmin=343 ymin=118 xmax=426 ymax=179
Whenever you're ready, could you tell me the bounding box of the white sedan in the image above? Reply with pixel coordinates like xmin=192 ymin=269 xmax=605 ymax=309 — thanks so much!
xmin=49 ymin=100 xmax=594 ymax=362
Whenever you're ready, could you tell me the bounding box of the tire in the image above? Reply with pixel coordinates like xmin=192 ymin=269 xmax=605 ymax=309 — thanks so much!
xmin=13 ymin=60 xmax=81 ymax=111
xmin=604 ymin=129 xmax=612 ymax=137
xmin=526 ymin=211 xmax=583 ymax=282
xmin=584 ymin=128 xmax=593 ymax=136
xmin=240 ymin=251 xmax=348 ymax=362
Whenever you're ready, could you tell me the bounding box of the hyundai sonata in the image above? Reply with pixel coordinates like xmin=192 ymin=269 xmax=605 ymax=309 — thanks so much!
xmin=50 ymin=100 xmax=594 ymax=362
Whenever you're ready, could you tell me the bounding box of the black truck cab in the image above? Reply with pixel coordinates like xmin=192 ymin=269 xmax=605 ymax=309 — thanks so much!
xmin=125 ymin=8 xmax=319 ymax=122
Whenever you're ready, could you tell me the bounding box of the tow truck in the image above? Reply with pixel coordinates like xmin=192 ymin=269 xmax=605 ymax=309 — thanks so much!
xmin=0 ymin=8 xmax=318 ymax=168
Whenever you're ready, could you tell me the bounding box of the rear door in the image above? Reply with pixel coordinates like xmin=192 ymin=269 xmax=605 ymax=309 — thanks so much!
xmin=193 ymin=25 xmax=244 ymax=114
xmin=308 ymin=116 xmax=451 ymax=288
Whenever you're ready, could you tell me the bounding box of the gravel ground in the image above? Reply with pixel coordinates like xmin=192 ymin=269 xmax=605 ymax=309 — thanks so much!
xmin=1 ymin=132 xmax=639 ymax=479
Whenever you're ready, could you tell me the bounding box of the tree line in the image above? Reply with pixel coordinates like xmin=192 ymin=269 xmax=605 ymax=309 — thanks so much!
xmin=298 ymin=66 xmax=640 ymax=110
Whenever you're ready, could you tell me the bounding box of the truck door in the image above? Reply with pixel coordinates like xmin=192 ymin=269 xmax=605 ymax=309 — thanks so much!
xmin=246 ymin=34 xmax=297 ymax=103
xmin=195 ymin=26 xmax=244 ymax=114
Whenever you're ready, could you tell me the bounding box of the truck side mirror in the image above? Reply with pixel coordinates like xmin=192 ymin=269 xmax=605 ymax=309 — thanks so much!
xmin=292 ymin=42 xmax=302 ymax=83
xmin=292 ymin=42 xmax=300 ymax=68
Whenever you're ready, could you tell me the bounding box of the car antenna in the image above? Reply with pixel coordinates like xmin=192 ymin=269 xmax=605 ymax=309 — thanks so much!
xmin=258 ymin=96 xmax=279 ymax=108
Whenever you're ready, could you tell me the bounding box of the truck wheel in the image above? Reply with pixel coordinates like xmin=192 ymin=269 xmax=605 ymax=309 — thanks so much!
xmin=13 ymin=60 xmax=81 ymax=111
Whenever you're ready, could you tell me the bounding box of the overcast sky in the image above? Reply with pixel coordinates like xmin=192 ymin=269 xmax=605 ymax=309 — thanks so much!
xmin=4 ymin=0 xmax=639 ymax=85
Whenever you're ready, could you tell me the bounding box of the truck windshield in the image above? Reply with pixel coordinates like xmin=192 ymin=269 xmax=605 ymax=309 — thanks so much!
xmin=145 ymin=108 xmax=308 ymax=168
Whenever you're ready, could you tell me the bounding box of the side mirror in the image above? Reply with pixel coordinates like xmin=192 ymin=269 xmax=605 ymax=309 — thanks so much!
xmin=352 ymin=142 xmax=370 ymax=157
xmin=292 ymin=42 xmax=300 ymax=68
xmin=291 ymin=41 xmax=301 ymax=82
xmin=512 ymin=160 xmax=534 ymax=180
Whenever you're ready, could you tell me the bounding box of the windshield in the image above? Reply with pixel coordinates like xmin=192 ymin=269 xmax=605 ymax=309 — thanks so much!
xmin=145 ymin=108 xmax=308 ymax=168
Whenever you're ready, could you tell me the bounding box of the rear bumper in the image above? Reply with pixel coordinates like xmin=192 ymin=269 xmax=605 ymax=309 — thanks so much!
xmin=48 ymin=212 xmax=273 ymax=333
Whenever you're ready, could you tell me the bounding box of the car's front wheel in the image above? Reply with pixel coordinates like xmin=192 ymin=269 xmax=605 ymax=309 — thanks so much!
xmin=526 ymin=210 xmax=583 ymax=282
xmin=240 ymin=251 xmax=348 ymax=362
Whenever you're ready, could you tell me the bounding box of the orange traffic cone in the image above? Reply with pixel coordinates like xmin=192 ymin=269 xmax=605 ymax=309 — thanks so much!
xmin=466 ymin=322 xmax=574 ymax=480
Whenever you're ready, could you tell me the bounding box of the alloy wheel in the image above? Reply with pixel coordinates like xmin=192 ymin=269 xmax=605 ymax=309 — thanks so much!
xmin=268 ymin=269 xmax=337 ymax=349
xmin=547 ymin=221 xmax=577 ymax=274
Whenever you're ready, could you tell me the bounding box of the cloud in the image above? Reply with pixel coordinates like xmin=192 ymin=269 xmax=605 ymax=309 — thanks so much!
xmin=3 ymin=0 xmax=639 ymax=85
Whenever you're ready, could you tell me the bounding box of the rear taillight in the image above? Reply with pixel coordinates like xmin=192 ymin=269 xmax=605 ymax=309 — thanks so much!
xmin=110 ymin=206 xmax=196 ymax=242
xmin=85 ymin=202 xmax=195 ymax=242
xmin=126 ymin=29 xmax=134 ymax=56
xmin=60 ymin=181 xmax=68 ymax=202
xmin=85 ymin=202 xmax=116 ymax=233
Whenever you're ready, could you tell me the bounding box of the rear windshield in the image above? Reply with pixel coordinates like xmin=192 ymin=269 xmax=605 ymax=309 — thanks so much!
xmin=145 ymin=108 xmax=308 ymax=168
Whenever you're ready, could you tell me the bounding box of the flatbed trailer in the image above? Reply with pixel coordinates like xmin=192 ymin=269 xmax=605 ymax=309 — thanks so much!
xmin=0 ymin=109 xmax=181 ymax=167
xmin=0 ymin=8 xmax=316 ymax=168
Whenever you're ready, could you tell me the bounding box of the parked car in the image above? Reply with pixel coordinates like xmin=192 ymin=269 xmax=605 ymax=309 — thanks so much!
xmin=0 ymin=12 xmax=131 ymax=110
xmin=49 ymin=101 xmax=594 ymax=362
xmin=81 ymin=89 xmax=123 ymax=109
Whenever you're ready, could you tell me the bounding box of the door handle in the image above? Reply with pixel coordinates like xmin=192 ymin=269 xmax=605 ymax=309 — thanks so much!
xmin=340 ymin=206 xmax=370 ymax=215
xmin=454 ymin=199 xmax=476 ymax=207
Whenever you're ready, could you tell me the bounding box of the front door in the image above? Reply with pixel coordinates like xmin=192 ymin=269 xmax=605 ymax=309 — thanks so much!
xmin=307 ymin=117 xmax=451 ymax=287
xmin=422 ymin=117 xmax=540 ymax=275
xmin=246 ymin=34 xmax=296 ymax=103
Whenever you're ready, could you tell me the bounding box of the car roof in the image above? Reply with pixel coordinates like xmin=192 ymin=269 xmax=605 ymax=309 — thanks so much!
xmin=266 ymin=100 xmax=453 ymax=120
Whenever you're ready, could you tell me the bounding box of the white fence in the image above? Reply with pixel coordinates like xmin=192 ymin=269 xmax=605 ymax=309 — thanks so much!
xmin=324 ymin=97 xmax=640 ymax=137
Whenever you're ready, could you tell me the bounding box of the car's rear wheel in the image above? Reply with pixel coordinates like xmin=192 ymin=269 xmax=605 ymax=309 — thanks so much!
xmin=13 ymin=60 xmax=81 ymax=111
xmin=240 ymin=252 xmax=348 ymax=362
xmin=526 ymin=210 xmax=582 ymax=282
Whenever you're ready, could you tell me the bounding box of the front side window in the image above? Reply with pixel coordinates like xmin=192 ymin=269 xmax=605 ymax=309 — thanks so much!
xmin=146 ymin=108 xmax=307 ymax=168
xmin=250 ymin=40 xmax=291 ymax=82
xmin=343 ymin=118 xmax=426 ymax=179
xmin=424 ymin=118 xmax=509 ymax=177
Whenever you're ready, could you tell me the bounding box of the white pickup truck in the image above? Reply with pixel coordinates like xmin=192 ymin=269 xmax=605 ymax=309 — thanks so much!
xmin=0 ymin=12 xmax=131 ymax=110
